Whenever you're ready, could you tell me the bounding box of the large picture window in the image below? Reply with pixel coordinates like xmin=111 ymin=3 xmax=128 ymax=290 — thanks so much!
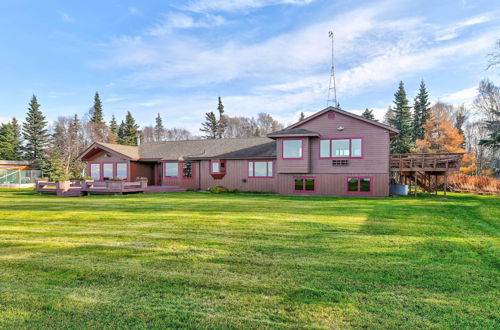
xmin=319 ymin=138 xmax=363 ymax=158
xmin=116 ymin=163 xmax=128 ymax=179
xmin=347 ymin=177 xmax=371 ymax=193
xmin=282 ymin=139 xmax=303 ymax=159
xmin=248 ymin=161 xmax=273 ymax=178
xmin=294 ymin=177 xmax=315 ymax=192
xmin=165 ymin=163 xmax=178 ymax=178
xmin=103 ymin=163 xmax=113 ymax=180
xmin=90 ymin=164 xmax=100 ymax=180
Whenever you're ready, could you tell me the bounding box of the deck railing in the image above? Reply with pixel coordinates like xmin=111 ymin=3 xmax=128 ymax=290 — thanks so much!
xmin=390 ymin=153 xmax=463 ymax=172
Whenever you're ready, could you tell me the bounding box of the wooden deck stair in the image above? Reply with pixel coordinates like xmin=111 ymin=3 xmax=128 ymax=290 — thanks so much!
xmin=390 ymin=153 xmax=464 ymax=196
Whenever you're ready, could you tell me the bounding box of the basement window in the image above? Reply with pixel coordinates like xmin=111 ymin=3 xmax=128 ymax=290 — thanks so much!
xmin=294 ymin=177 xmax=315 ymax=192
xmin=347 ymin=177 xmax=371 ymax=193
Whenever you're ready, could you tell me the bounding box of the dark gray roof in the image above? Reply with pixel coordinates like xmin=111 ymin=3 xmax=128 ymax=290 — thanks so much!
xmin=137 ymin=137 xmax=274 ymax=160
xmin=267 ymin=128 xmax=319 ymax=137
xmin=213 ymin=141 xmax=276 ymax=159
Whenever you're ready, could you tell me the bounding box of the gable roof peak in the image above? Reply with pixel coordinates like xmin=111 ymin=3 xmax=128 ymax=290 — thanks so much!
xmin=287 ymin=107 xmax=399 ymax=134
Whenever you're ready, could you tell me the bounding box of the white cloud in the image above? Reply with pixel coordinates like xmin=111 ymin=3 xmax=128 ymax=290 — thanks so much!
xmin=59 ymin=12 xmax=74 ymax=23
xmin=435 ymin=13 xmax=493 ymax=41
xmin=183 ymin=0 xmax=315 ymax=13
xmin=440 ymin=86 xmax=477 ymax=105
xmin=147 ymin=13 xmax=226 ymax=36
xmin=92 ymin=3 xmax=498 ymax=130
xmin=128 ymin=7 xmax=142 ymax=16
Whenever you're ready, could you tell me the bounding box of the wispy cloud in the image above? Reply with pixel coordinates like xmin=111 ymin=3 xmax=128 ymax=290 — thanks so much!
xmin=147 ymin=12 xmax=225 ymax=36
xmin=91 ymin=2 xmax=498 ymax=130
xmin=183 ymin=0 xmax=315 ymax=13
xmin=59 ymin=11 xmax=74 ymax=23
xmin=128 ymin=7 xmax=142 ymax=16
xmin=435 ymin=13 xmax=493 ymax=41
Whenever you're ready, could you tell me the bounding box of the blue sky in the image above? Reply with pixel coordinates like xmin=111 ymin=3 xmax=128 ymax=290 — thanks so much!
xmin=0 ymin=0 xmax=498 ymax=132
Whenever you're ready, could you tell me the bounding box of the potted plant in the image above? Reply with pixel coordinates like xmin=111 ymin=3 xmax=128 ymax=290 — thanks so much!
xmin=55 ymin=174 xmax=71 ymax=191
xmin=136 ymin=177 xmax=148 ymax=188
xmin=80 ymin=176 xmax=94 ymax=189
xmin=108 ymin=177 xmax=124 ymax=190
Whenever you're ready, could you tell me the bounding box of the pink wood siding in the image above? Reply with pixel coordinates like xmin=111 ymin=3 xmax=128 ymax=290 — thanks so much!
xmin=85 ymin=150 xmax=130 ymax=181
xmin=277 ymin=173 xmax=389 ymax=197
xmin=161 ymin=161 xmax=199 ymax=190
xmin=199 ymin=160 xmax=277 ymax=192
xmin=276 ymin=137 xmax=310 ymax=174
xmin=299 ymin=111 xmax=390 ymax=174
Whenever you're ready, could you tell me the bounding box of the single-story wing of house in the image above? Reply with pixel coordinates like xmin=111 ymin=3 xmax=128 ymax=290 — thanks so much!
xmin=78 ymin=106 xmax=399 ymax=196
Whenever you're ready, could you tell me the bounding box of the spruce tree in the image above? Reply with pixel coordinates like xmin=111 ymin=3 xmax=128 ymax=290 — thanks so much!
xmin=412 ymin=80 xmax=430 ymax=142
xmin=11 ymin=117 xmax=23 ymax=158
xmin=388 ymin=81 xmax=413 ymax=153
xmin=117 ymin=120 xmax=126 ymax=143
xmin=90 ymin=92 xmax=104 ymax=124
xmin=0 ymin=121 xmax=22 ymax=160
xmin=22 ymin=95 xmax=49 ymax=161
xmin=154 ymin=113 xmax=165 ymax=142
xmin=200 ymin=112 xmax=218 ymax=139
xmin=217 ymin=96 xmax=227 ymax=138
xmin=109 ymin=114 xmax=118 ymax=135
xmin=361 ymin=108 xmax=376 ymax=121
xmin=121 ymin=111 xmax=140 ymax=146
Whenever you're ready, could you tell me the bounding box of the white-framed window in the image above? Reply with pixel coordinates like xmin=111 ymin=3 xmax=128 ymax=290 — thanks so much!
xmin=282 ymin=139 xmax=302 ymax=159
xmin=90 ymin=164 xmax=100 ymax=180
xmin=116 ymin=163 xmax=128 ymax=179
xmin=248 ymin=161 xmax=273 ymax=177
xmin=165 ymin=163 xmax=178 ymax=178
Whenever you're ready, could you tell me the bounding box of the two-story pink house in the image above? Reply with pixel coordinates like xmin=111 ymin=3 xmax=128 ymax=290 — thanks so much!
xmin=78 ymin=107 xmax=399 ymax=196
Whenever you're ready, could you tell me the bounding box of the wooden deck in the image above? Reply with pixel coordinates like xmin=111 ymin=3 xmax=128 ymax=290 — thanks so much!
xmin=390 ymin=153 xmax=464 ymax=196
xmin=36 ymin=180 xmax=186 ymax=197
xmin=390 ymin=153 xmax=463 ymax=172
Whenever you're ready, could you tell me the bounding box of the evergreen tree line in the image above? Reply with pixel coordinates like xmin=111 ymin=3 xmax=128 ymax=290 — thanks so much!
xmin=378 ymin=79 xmax=498 ymax=176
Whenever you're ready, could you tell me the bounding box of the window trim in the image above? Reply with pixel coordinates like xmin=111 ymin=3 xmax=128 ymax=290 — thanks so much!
xmin=210 ymin=160 xmax=226 ymax=174
xmin=346 ymin=176 xmax=372 ymax=194
xmin=247 ymin=160 xmax=274 ymax=178
xmin=164 ymin=162 xmax=179 ymax=178
xmin=318 ymin=137 xmax=364 ymax=159
xmin=115 ymin=162 xmax=128 ymax=180
xmin=281 ymin=138 xmax=304 ymax=160
xmin=293 ymin=176 xmax=316 ymax=193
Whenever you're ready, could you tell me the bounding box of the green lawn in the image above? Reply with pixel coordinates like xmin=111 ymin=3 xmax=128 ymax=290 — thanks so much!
xmin=0 ymin=190 xmax=498 ymax=329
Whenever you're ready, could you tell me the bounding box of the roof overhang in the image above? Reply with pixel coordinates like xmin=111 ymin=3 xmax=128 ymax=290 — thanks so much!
xmin=78 ymin=142 xmax=136 ymax=161
xmin=267 ymin=132 xmax=320 ymax=138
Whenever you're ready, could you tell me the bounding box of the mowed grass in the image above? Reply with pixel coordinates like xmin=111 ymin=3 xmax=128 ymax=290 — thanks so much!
xmin=0 ymin=190 xmax=498 ymax=329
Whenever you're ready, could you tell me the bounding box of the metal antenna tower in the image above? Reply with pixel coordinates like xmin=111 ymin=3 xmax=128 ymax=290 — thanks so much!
xmin=327 ymin=30 xmax=338 ymax=107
